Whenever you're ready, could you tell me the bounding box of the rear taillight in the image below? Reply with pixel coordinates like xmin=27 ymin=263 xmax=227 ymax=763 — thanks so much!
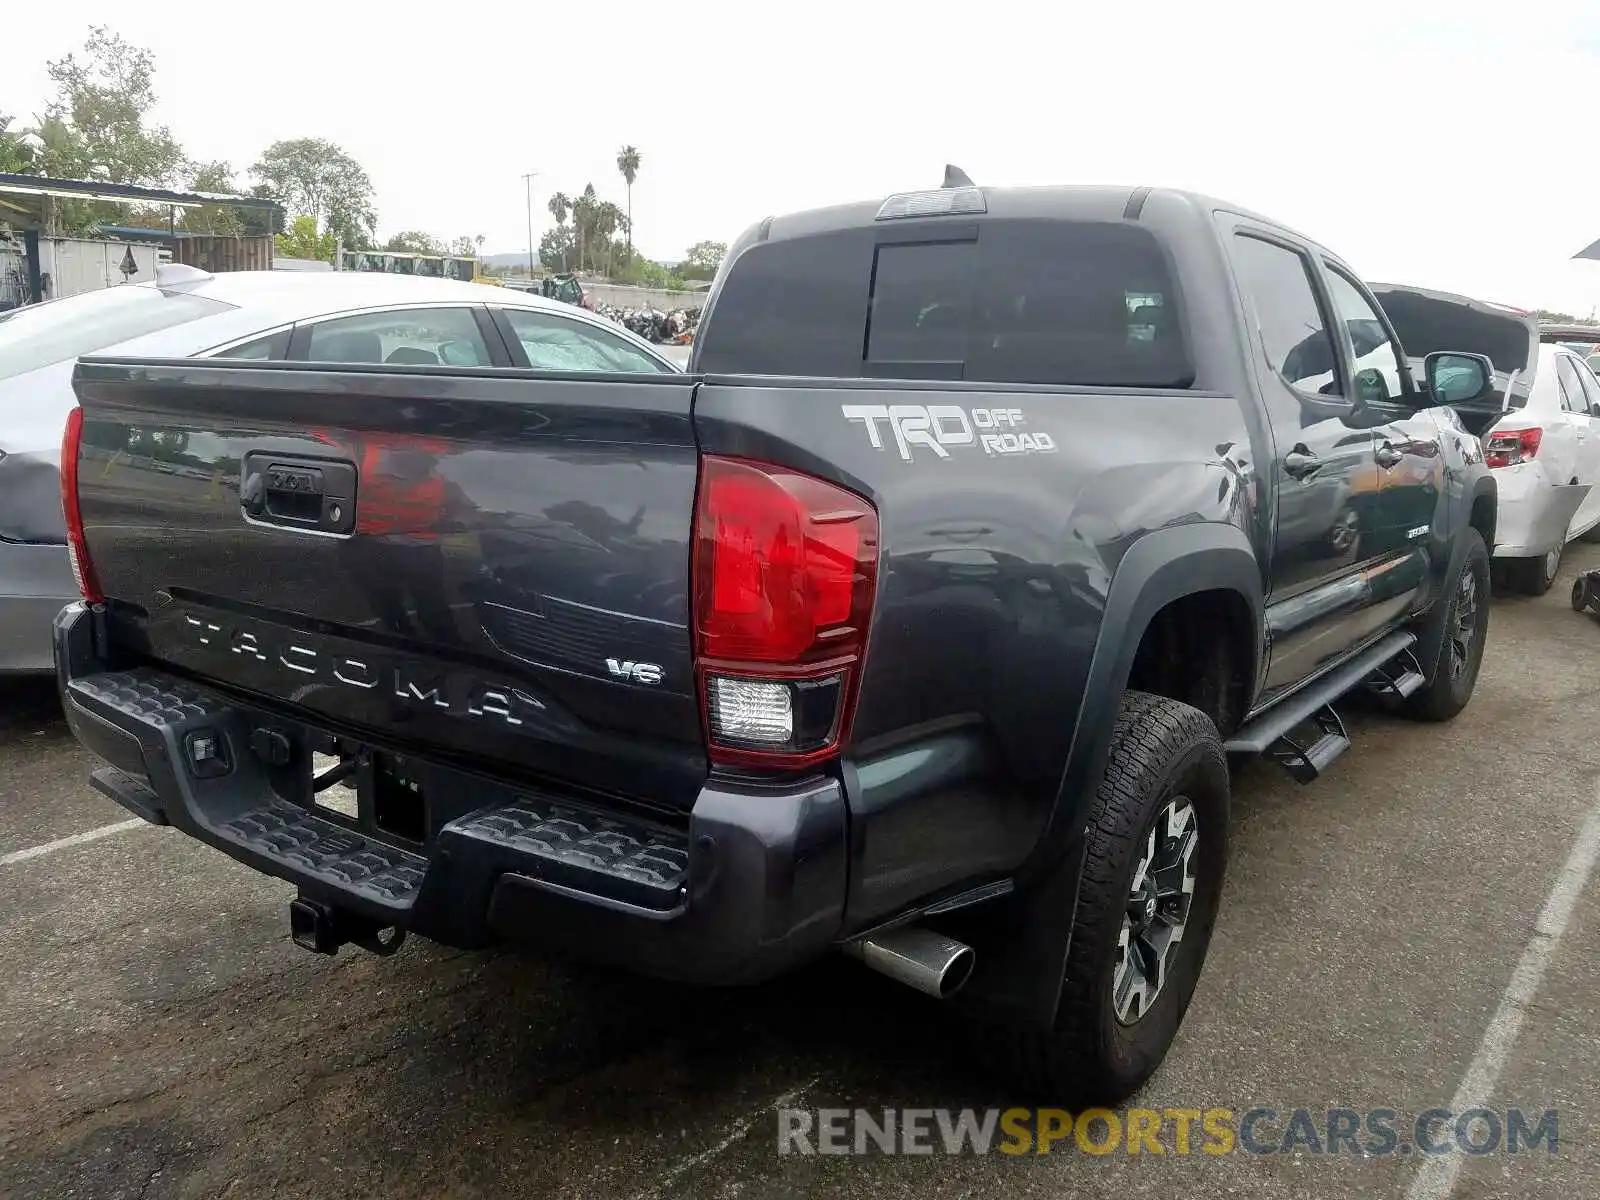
xmin=692 ymin=455 xmax=879 ymax=769
xmin=1484 ymin=426 xmax=1542 ymax=469
xmin=59 ymin=405 xmax=104 ymax=604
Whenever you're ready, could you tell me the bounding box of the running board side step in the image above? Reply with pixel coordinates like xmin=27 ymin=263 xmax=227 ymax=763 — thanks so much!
xmin=1365 ymin=648 xmax=1426 ymax=701
xmin=1225 ymin=631 xmax=1418 ymax=782
xmin=1266 ymin=705 xmax=1349 ymax=783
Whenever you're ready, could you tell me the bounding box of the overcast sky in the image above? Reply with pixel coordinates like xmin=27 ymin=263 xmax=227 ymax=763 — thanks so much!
xmin=8 ymin=1 xmax=1600 ymax=312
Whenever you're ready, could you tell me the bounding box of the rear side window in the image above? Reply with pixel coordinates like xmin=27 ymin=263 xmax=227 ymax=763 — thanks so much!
xmin=501 ymin=307 xmax=670 ymax=373
xmin=0 ymin=285 xmax=234 ymax=380
xmin=302 ymin=306 xmax=492 ymax=366
xmin=698 ymin=219 xmax=1192 ymax=387
xmin=1556 ymin=355 xmax=1590 ymax=414
xmin=212 ymin=330 xmax=290 ymax=360
xmin=1575 ymin=358 xmax=1600 ymax=416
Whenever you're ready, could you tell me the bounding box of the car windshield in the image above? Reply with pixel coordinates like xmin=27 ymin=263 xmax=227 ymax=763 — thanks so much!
xmin=0 ymin=284 xmax=234 ymax=381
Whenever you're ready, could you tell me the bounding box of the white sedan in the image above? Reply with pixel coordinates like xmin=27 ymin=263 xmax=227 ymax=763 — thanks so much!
xmin=1479 ymin=342 xmax=1600 ymax=594
xmin=1372 ymin=282 xmax=1600 ymax=596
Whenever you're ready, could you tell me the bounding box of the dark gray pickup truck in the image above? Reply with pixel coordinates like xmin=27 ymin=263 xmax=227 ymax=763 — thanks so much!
xmin=56 ymin=178 xmax=1498 ymax=1103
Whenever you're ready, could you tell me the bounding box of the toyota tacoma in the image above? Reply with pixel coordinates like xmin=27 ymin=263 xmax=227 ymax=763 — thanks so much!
xmin=56 ymin=175 xmax=1497 ymax=1103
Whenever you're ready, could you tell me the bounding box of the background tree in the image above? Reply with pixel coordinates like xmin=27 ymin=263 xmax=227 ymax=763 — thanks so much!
xmin=236 ymin=183 xmax=285 ymax=238
xmin=0 ymin=115 xmax=40 ymax=173
xmin=252 ymin=137 xmax=376 ymax=248
xmin=539 ymin=226 xmax=576 ymax=273
xmin=182 ymin=160 xmax=242 ymax=236
xmin=44 ymin=27 xmax=185 ymax=187
xmin=446 ymin=234 xmax=485 ymax=257
xmin=616 ymin=145 xmax=640 ymax=252
xmin=546 ymin=192 xmax=571 ymax=270
xmin=592 ymin=202 xmax=626 ymax=276
xmin=680 ymin=240 xmax=728 ymax=280
xmin=573 ymin=183 xmax=598 ymax=273
xmin=384 ymin=230 xmax=444 ymax=254
xmin=274 ymin=213 xmax=335 ymax=262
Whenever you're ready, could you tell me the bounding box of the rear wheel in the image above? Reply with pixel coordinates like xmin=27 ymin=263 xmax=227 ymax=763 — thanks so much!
xmin=1404 ymin=528 xmax=1490 ymax=721
xmin=1502 ymin=541 xmax=1562 ymax=596
xmin=985 ymin=692 xmax=1229 ymax=1105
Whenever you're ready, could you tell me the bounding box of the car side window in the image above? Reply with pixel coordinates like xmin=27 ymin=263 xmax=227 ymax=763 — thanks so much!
xmin=1323 ymin=267 xmax=1407 ymax=407
xmin=1574 ymin=357 xmax=1600 ymax=416
xmin=213 ymin=330 xmax=289 ymax=360
xmin=302 ymin=307 xmax=492 ymax=366
xmin=1229 ymin=234 xmax=1341 ymax=396
xmin=1555 ymin=355 xmax=1593 ymax=416
xmin=501 ymin=307 xmax=669 ymax=373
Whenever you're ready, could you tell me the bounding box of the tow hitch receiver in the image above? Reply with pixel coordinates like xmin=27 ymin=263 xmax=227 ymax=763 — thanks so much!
xmin=289 ymin=895 xmax=407 ymax=957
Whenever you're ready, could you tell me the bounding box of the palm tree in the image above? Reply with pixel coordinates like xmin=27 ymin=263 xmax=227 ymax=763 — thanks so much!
xmin=546 ymin=192 xmax=571 ymax=271
xmin=595 ymin=201 xmax=624 ymax=277
xmin=574 ymin=183 xmax=597 ymax=274
xmin=616 ymin=145 xmax=641 ymax=253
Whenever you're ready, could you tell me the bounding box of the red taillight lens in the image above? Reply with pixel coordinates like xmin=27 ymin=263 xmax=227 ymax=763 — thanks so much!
xmin=59 ymin=405 xmax=104 ymax=604
xmin=693 ymin=455 xmax=879 ymax=769
xmin=1484 ymin=426 xmax=1541 ymax=469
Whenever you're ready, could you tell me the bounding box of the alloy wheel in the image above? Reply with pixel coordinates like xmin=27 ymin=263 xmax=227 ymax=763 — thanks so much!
xmin=1113 ymin=798 xmax=1199 ymax=1025
xmin=1449 ymin=566 xmax=1480 ymax=679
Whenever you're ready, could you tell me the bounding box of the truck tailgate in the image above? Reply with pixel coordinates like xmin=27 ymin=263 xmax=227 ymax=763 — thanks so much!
xmin=70 ymin=359 xmax=706 ymax=809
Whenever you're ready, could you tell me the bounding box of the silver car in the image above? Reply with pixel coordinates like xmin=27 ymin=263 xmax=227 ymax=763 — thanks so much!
xmin=0 ymin=266 xmax=680 ymax=673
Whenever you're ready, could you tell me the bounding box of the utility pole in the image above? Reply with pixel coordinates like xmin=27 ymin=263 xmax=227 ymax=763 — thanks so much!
xmin=522 ymin=170 xmax=539 ymax=280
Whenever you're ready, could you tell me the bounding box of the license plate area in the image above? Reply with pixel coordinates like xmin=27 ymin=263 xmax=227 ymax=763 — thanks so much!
xmin=307 ymin=735 xmax=428 ymax=845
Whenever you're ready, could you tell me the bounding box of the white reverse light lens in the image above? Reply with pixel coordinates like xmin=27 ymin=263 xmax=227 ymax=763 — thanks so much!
xmin=708 ymin=676 xmax=793 ymax=745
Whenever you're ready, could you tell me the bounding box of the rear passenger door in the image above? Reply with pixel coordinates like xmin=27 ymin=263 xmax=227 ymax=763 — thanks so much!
xmin=1556 ymin=353 xmax=1600 ymax=535
xmin=1224 ymin=227 xmax=1389 ymax=694
xmin=1556 ymin=353 xmax=1600 ymax=482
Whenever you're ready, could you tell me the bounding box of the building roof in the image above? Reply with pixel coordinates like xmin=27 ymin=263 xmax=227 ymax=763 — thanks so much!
xmin=0 ymin=173 xmax=282 ymax=212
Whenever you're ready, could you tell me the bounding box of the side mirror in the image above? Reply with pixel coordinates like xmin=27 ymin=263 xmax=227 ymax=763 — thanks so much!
xmin=1424 ymin=351 xmax=1494 ymax=406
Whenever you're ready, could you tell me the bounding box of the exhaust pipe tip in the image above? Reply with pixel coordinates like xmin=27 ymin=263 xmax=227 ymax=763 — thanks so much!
xmin=844 ymin=927 xmax=976 ymax=1000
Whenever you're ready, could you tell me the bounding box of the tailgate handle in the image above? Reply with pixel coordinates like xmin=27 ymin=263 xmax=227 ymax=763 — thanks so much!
xmin=241 ymin=451 xmax=357 ymax=534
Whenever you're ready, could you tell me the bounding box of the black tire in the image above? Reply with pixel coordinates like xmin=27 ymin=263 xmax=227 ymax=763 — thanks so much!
xmin=985 ymin=692 xmax=1229 ymax=1106
xmin=1403 ymin=528 xmax=1490 ymax=722
xmin=1573 ymin=577 xmax=1590 ymax=613
xmin=1502 ymin=542 xmax=1561 ymax=596
xmin=1580 ymin=523 xmax=1600 ymax=544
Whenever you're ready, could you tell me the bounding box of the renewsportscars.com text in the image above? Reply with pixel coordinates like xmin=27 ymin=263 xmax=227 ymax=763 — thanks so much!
xmin=777 ymin=1107 xmax=1559 ymax=1157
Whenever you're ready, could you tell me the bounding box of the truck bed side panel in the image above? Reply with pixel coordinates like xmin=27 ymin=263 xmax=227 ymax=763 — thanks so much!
xmin=692 ymin=377 xmax=1259 ymax=922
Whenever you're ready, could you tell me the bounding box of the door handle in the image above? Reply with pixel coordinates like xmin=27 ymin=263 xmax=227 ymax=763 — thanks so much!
xmin=1375 ymin=443 xmax=1404 ymax=469
xmin=1284 ymin=448 xmax=1321 ymax=480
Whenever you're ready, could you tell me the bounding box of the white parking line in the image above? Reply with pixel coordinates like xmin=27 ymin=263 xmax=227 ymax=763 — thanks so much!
xmin=0 ymin=818 xmax=146 ymax=866
xmin=1405 ymin=789 xmax=1600 ymax=1200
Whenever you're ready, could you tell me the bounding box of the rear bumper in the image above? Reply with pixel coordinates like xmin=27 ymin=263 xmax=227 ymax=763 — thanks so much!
xmin=1491 ymin=467 xmax=1589 ymax=558
xmin=0 ymin=541 xmax=74 ymax=673
xmin=54 ymin=603 xmax=847 ymax=984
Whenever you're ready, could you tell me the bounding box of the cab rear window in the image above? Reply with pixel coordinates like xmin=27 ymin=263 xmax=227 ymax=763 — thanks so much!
xmin=696 ymin=218 xmax=1193 ymax=388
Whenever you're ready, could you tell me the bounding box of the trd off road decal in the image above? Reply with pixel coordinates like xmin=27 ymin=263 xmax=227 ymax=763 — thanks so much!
xmin=841 ymin=404 xmax=1057 ymax=463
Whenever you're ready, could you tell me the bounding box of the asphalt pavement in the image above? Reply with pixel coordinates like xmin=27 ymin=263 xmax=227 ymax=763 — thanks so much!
xmin=4 ymin=548 xmax=1600 ymax=1199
